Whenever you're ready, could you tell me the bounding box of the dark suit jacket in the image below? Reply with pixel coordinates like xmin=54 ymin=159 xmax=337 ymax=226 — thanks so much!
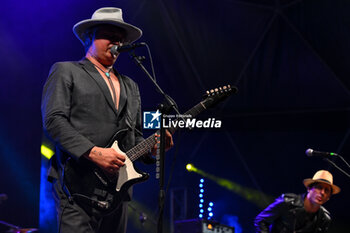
xmin=41 ymin=58 xmax=144 ymax=181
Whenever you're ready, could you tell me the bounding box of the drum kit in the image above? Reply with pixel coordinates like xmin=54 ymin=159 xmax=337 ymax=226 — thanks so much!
xmin=0 ymin=194 xmax=38 ymax=233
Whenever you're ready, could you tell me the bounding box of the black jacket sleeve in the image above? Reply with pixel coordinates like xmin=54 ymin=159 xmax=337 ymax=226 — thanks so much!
xmin=41 ymin=62 xmax=95 ymax=160
xmin=254 ymin=195 xmax=287 ymax=233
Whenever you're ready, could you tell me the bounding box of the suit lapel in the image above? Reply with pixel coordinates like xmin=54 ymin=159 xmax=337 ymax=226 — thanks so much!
xmin=79 ymin=58 xmax=118 ymax=117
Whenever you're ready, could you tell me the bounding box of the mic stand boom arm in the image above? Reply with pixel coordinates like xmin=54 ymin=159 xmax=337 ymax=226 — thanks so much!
xmin=324 ymin=156 xmax=350 ymax=179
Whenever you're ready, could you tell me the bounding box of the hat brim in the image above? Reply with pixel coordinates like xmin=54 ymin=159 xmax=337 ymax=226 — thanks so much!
xmin=73 ymin=19 xmax=142 ymax=44
xmin=303 ymin=178 xmax=341 ymax=195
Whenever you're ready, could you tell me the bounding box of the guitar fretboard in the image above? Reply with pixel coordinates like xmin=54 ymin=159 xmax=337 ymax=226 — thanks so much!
xmin=127 ymin=101 xmax=206 ymax=162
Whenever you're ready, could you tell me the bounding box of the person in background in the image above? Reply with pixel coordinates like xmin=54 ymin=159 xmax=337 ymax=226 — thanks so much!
xmin=254 ymin=170 xmax=340 ymax=233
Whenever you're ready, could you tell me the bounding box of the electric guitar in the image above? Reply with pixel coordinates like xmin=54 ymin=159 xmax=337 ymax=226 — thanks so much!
xmin=64 ymin=85 xmax=236 ymax=213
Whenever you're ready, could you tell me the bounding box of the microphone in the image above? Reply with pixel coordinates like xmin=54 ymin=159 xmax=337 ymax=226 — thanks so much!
xmin=305 ymin=148 xmax=339 ymax=157
xmin=111 ymin=42 xmax=146 ymax=54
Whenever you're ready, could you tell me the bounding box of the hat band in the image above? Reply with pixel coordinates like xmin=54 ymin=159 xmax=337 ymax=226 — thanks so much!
xmin=315 ymin=178 xmax=332 ymax=184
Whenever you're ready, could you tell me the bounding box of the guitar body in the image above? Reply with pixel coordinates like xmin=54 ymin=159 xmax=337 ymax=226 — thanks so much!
xmin=63 ymin=130 xmax=149 ymax=214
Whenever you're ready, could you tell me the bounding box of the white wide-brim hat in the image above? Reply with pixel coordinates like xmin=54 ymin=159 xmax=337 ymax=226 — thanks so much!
xmin=73 ymin=7 xmax=142 ymax=44
xmin=303 ymin=170 xmax=341 ymax=195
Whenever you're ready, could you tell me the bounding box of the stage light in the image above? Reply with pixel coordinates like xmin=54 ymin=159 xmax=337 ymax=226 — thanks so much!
xmin=208 ymin=202 xmax=214 ymax=219
xmin=41 ymin=144 xmax=54 ymax=160
xmin=186 ymin=163 xmax=193 ymax=171
xmin=199 ymin=214 xmax=203 ymax=219
xmin=198 ymin=178 xmax=206 ymax=219
xmin=186 ymin=163 xmax=273 ymax=208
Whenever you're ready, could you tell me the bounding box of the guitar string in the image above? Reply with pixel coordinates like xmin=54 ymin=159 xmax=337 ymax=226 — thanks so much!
xmin=127 ymin=88 xmax=232 ymax=159
xmin=127 ymin=88 xmax=231 ymax=160
xmin=127 ymin=103 xmax=206 ymax=161
xmin=130 ymin=86 xmax=236 ymax=160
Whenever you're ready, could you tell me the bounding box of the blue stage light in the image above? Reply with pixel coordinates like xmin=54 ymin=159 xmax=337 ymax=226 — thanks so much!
xmin=198 ymin=179 xmax=206 ymax=219
xmin=209 ymin=202 xmax=214 ymax=207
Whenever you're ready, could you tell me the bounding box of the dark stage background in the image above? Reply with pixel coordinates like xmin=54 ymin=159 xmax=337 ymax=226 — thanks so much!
xmin=0 ymin=0 xmax=349 ymax=232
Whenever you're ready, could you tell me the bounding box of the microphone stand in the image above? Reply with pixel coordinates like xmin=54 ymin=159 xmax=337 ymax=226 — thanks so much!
xmin=129 ymin=50 xmax=182 ymax=233
xmin=324 ymin=155 xmax=350 ymax=179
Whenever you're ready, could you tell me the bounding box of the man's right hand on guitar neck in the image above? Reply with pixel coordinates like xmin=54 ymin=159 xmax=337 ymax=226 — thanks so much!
xmin=84 ymin=146 xmax=126 ymax=174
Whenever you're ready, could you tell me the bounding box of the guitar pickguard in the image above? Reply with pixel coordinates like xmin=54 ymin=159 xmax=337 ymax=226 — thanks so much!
xmin=111 ymin=140 xmax=144 ymax=191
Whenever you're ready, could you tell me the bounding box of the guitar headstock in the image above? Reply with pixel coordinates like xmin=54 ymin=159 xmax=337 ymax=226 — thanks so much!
xmin=202 ymin=85 xmax=237 ymax=108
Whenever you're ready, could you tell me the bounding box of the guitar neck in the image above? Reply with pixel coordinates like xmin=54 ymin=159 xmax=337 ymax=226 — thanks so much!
xmin=126 ymin=101 xmax=207 ymax=162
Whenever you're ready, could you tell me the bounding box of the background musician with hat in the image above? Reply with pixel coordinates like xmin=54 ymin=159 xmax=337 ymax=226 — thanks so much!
xmin=41 ymin=7 xmax=173 ymax=233
xmin=254 ymin=170 xmax=340 ymax=233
